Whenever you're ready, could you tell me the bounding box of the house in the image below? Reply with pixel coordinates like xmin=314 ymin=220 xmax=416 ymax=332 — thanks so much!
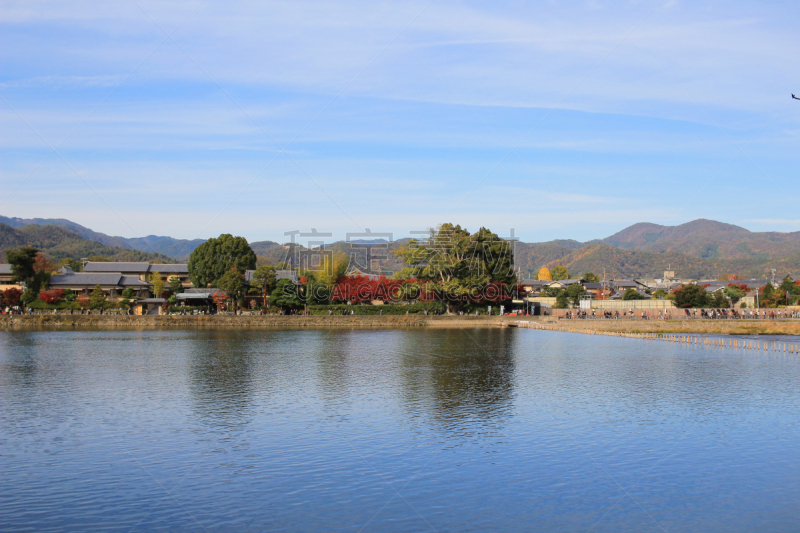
xmin=0 ymin=264 xmax=22 ymax=291
xmin=582 ymin=282 xmax=603 ymax=298
xmin=82 ymin=262 xmax=192 ymax=287
xmin=546 ymin=278 xmax=585 ymax=289
xmin=518 ymin=279 xmax=551 ymax=295
xmin=611 ymin=280 xmax=640 ymax=291
xmin=131 ymin=298 xmax=167 ymax=315
xmin=610 ymin=288 xmax=650 ymax=300
xmin=48 ymin=267 xmax=151 ymax=299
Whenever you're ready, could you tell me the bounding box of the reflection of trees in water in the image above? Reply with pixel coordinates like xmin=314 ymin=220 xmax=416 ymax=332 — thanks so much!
xmin=2 ymin=333 xmax=44 ymax=411
xmin=190 ymin=331 xmax=256 ymax=429
xmin=311 ymin=331 xmax=352 ymax=402
xmin=400 ymin=329 xmax=516 ymax=431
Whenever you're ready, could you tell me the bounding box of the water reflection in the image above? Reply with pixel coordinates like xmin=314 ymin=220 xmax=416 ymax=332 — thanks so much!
xmin=399 ymin=329 xmax=516 ymax=432
xmin=190 ymin=331 xmax=256 ymax=429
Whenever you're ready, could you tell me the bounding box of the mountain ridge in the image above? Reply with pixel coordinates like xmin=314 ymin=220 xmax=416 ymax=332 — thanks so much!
xmin=0 ymin=223 xmax=171 ymax=263
xmin=3 ymin=215 xmax=799 ymax=279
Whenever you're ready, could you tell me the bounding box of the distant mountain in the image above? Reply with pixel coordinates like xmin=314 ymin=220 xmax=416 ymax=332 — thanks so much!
xmin=0 ymin=223 xmax=170 ymax=263
xmin=600 ymin=219 xmax=800 ymax=259
xmin=250 ymin=240 xmax=290 ymax=265
xmin=514 ymin=243 xmax=799 ymax=280
xmin=0 ymin=215 xmax=205 ymax=259
xmin=4 ymin=215 xmax=798 ymax=279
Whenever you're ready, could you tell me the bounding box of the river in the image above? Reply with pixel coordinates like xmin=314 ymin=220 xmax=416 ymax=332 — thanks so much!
xmin=2 ymin=328 xmax=799 ymax=532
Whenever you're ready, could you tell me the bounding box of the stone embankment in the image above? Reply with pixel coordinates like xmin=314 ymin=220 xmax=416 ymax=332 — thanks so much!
xmin=0 ymin=314 xmax=517 ymax=330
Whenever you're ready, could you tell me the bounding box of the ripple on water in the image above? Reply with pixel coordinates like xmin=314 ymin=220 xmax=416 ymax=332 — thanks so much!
xmin=2 ymin=328 xmax=800 ymax=532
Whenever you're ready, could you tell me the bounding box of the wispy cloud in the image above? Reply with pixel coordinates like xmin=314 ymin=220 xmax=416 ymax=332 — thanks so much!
xmin=1 ymin=0 xmax=799 ymax=242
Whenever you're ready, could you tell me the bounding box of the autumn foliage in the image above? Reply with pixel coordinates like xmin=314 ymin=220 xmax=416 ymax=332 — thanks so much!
xmin=327 ymin=275 xmax=514 ymax=305
xmin=33 ymin=253 xmax=57 ymax=274
xmin=3 ymin=287 xmax=23 ymax=306
xmin=39 ymin=289 xmax=65 ymax=304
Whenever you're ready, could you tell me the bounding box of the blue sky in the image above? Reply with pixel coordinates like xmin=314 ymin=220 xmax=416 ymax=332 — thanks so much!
xmin=1 ymin=0 xmax=799 ymax=245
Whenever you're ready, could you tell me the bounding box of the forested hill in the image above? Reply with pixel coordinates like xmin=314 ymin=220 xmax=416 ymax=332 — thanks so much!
xmin=0 ymin=223 xmax=171 ymax=263
xmin=597 ymin=219 xmax=800 ymax=259
xmin=0 ymin=215 xmax=205 ymax=259
xmin=514 ymin=242 xmax=800 ymax=280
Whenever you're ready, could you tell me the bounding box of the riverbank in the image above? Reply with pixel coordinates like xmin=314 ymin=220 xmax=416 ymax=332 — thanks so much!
xmin=0 ymin=314 xmax=518 ymax=330
xmin=2 ymin=313 xmax=799 ymax=334
xmin=509 ymin=318 xmax=800 ymax=336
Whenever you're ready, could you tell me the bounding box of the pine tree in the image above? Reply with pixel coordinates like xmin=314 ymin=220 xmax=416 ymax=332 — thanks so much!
xmin=89 ymin=284 xmax=106 ymax=309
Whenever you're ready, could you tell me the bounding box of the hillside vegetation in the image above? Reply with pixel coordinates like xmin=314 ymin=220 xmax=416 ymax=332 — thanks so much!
xmin=0 ymin=223 xmax=170 ymax=263
xmin=0 ymin=215 xmax=204 ymax=259
xmin=599 ymin=219 xmax=800 ymax=259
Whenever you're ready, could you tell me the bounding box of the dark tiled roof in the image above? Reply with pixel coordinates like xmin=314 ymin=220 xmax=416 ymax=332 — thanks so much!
xmin=0 ymin=264 xmax=12 ymax=275
xmin=50 ymin=273 xmax=124 ymax=286
xmin=83 ymin=262 xmax=150 ymax=273
xmin=83 ymin=262 xmax=187 ymax=274
xmin=136 ymin=298 xmax=167 ymax=304
xmin=50 ymin=273 xmax=152 ymax=287
xmin=150 ymin=264 xmax=188 ymax=273
xmin=119 ymin=275 xmax=150 ymax=287
xmin=552 ymin=278 xmax=584 ymax=285
xmin=520 ymin=279 xmax=549 ymax=287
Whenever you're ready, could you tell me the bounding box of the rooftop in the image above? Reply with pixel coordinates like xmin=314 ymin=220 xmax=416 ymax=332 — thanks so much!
xmin=49 ymin=272 xmax=151 ymax=287
xmin=83 ymin=262 xmax=188 ymax=274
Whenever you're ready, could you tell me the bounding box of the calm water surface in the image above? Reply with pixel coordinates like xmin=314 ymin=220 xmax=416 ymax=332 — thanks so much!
xmin=2 ymin=328 xmax=799 ymax=532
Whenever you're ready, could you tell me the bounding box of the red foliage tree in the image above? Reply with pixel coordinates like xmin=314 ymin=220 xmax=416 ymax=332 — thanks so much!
xmin=3 ymin=287 xmax=23 ymax=306
xmin=33 ymin=253 xmax=57 ymax=274
xmin=212 ymin=291 xmax=228 ymax=309
xmin=39 ymin=289 xmax=65 ymax=304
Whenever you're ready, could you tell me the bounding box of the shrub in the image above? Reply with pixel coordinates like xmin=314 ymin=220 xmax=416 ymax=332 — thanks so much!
xmin=3 ymin=287 xmax=23 ymax=306
xmin=307 ymin=302 xmax=446 ymax=315
xmin=39 ymin=288 xmax=65 ymax=304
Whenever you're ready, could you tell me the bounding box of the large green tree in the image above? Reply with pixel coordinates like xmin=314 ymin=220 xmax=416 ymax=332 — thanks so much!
xmin=622 ymin=288 xmax=647 ymax=300
xmin=269 ymin=278 xmax=303 ymax=310
xmin=582 ymin=272 xmax=600 ymax=283
xmin=188 ymin=234 xmax=256 ymax=289
xmin=7 ymin=246 xmax=37 ymax=284
xmin=250 ymin=265 xmax=277 ymax=306
xmin=217 ymin=267 xmax=246 ymax=311
xmin=8 ymin=246 xmax=51 ymax=305
xmin=565 ymin=283 xmax=586 ymax=306
xmin=394 ymin=223 xmax=515 ymax=310
xmin=673 ymin=284 xmax=708 ymax=308
xmin=550 ymin=265 xmax=570 ymax=281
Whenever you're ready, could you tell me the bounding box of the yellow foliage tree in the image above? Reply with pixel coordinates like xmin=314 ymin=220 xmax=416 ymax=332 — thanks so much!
xmin=316 ymin=252 xmax=350 ymax=287
xmin=537 ymin=267 xmax=552 ymax=281
xmin=150 ymin=271 xmax=164 ymax=298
